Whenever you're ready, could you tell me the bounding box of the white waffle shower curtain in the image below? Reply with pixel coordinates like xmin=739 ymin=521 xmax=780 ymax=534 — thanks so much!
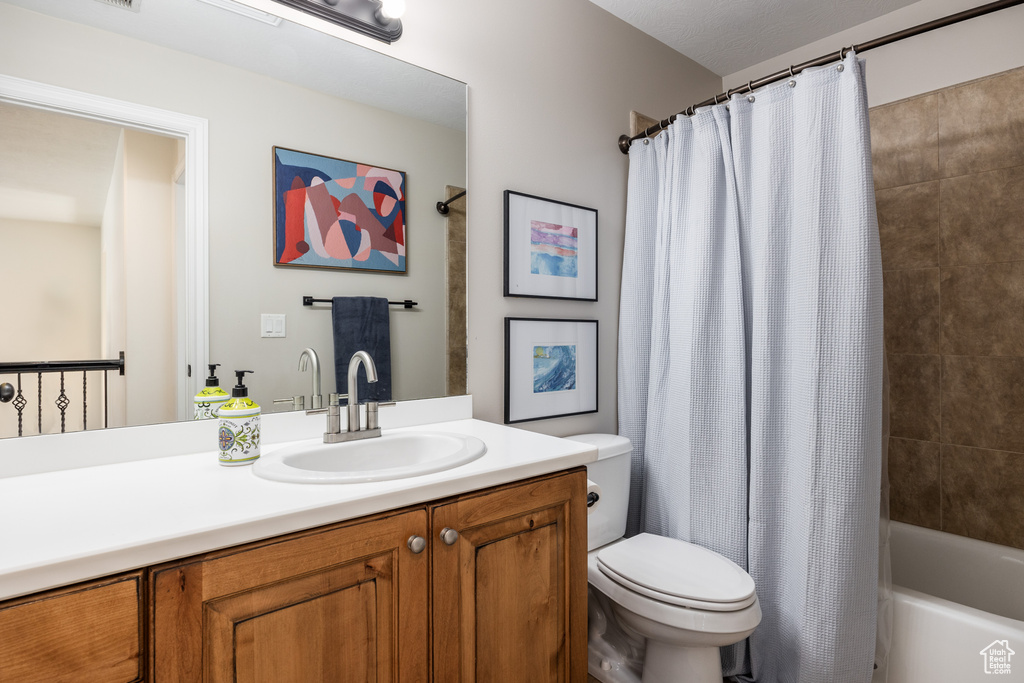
xmin=618 ymin=52 xmax=884 ymax=682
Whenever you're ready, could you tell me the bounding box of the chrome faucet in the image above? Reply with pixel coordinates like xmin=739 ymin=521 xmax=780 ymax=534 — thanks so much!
xmin=323 ymin=350 xmax=381 ymax=443
xmin=298 ymin=348 xmax=323 ymax=410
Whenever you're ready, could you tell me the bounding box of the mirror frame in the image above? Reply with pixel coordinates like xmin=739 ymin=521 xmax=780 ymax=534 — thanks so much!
xmin=0 ymin=74 xmax=210 ymax=408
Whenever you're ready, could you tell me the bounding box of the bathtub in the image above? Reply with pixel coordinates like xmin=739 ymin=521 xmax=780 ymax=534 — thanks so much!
xmin=880 ymin=521 xmax=1024 ymax=682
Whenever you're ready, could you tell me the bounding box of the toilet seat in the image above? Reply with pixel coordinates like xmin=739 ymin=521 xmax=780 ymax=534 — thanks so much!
xmin=596 ymin=533 xmax=756 ymax=612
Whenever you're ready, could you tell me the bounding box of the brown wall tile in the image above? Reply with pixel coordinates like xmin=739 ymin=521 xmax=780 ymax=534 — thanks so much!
xmin=941 ymin=262 xmax=1024 ymax=356
xmin=938 ymin=67 xmax=1024 ymax=178
xmin=888 ymin=354 xmax=941 ymax=442
xmin=876 ymin=181 xmax=940 ymax=270
xmin=873 ymin=65 xmax=1024 ymax=552
xmin=443 ymin=185 xmax=467 ymax=243
xmin=883 ymin=268 xmax=940 ymax=355
xmin=939 ymin=165 xmax=1024 ymax=266
xmin=941 ymin=444 xmax=1024 ymax=549
xmin=869 ymin=94 xmax=938 ymax=190
xmin=888 ymin=437 xmax=941 ymax=529
xmin=941 ymin=355 xmax=1024 ymax=452
xmin=444 ymin=185 xmax=467 ymax=396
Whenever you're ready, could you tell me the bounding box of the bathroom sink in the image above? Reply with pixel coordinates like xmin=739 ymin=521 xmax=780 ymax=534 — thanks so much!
xmin=253 ymin=431 xmax=487 ymax=484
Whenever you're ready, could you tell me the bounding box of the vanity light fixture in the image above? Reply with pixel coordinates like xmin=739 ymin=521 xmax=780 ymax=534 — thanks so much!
xmin=271 ymin=0 xmax=403 ymax=43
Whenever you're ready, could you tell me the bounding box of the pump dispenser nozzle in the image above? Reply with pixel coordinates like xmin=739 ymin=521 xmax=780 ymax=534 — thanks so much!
xmin=205 ymin=363 xmax=221 ymax=387
xmin=232 ymin=370 xmax=254 ymax=397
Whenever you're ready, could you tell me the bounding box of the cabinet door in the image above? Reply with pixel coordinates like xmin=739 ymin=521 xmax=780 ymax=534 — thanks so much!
xmin=432 ymin=470 xmax=587 ymax=683
xmin=0 ymin=571 xmax=143 ymax=683
xmin=150 ymin=509 xmax=428 ymax=683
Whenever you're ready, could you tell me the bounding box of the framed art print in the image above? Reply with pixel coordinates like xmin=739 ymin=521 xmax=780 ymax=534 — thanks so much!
xmin=504 ymin=317 xmax=598 ymax=424
xmin=274 ymin=146 xmax=406 ymax=273
xmin=504 ymin=191 xmax=597 ymax=300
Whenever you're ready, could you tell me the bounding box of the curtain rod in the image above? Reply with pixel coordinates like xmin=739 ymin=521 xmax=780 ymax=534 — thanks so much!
xmin=618 ymin=0 xmax=1024 ymax=154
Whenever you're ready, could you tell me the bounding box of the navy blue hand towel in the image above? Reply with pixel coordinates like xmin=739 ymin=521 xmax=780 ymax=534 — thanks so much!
xmin=331 ymin=297 xmax=392 ymax=405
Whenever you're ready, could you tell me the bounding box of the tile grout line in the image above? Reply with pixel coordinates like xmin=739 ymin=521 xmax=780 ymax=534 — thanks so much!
xmin=873 ymin=157 xmax=1024 ymax=193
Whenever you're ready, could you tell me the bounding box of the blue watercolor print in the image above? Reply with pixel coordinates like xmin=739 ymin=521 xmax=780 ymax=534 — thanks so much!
xmin=531 ymin=252 xmax=578 ymax=278
xmin=533 ymin=345 xmax=577 ymax=393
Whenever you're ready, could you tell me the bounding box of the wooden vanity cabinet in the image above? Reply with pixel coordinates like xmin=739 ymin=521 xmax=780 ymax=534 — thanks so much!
xmin=432 ymin=470 xmax=588 ymax=682
xmin=0 ymin=571 xmax=144 ymax=683
xmin=149 ymin=509 xmax=430 ymax=682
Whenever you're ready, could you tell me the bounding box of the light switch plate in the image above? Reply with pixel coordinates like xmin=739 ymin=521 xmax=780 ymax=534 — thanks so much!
xmin=261 ymin=313 xmax=286 ymax=338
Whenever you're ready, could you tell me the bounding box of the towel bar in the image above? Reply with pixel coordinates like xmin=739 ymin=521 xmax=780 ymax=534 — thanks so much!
xmin=302 ymin=296 xmax=417 ymax=309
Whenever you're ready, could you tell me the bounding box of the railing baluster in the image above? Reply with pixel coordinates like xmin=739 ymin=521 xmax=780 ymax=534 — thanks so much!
xmin=13 ymin=374 xmax=26 ymax=438
xmin=56 ymin=372 xmax=70 ymax=434
xmin=83 ymin=372 xmax=88 ymax=431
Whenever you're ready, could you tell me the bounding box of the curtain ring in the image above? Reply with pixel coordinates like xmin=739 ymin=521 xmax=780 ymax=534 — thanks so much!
xmin=747 ymin=80 xmax=754 ymax=94
xmin=789 ymin=64 xmax=795 ymax=78
xmin=713 ymin=93 xmax=720 ymax=105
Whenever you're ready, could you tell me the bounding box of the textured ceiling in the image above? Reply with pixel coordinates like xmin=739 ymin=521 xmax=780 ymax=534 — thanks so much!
xmin=588 ymin=0 xmax=921 ymax=76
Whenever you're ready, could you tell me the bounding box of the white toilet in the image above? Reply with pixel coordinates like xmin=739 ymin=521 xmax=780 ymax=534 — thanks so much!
xmin=567 ymin=434 xmax=761 ymax=683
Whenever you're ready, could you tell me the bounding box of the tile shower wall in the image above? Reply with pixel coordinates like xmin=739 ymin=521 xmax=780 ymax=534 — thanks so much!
xmin=871 ymin=65 xmax=1024 ymax=550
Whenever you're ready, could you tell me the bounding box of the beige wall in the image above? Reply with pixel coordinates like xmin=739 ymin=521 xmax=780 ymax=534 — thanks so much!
xmin=243 ymin=0 xmax=724 ymax=434
xmin=0 ymin=217 xmax=101 ymax=437
xmin=724 ymin=0 xmax=1024 ymax=107
xmin=101 ymin=133 xmax=126 ymax=428
xmin=123 ymin=130 xmax=178 ymax=427
xmin=0 ymin=4 xmax=467 ymax=413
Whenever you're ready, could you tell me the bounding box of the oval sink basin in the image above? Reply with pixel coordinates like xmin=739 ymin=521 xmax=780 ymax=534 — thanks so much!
xmin=253 ymin=431 xmax=487 ymax=484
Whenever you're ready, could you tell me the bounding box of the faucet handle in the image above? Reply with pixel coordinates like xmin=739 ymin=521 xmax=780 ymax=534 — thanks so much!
xmin=273 ymin=395 xmax=305 ymax=411
xmin=366 ymin=401 xmax=379 ymax=430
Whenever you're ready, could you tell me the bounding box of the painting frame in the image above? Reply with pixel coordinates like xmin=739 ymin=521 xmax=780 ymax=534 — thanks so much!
xmin=504 ymin=317 xmax=598 ymax=424
xmin=273 ymin=146 xmax=407 ymax=274
xmin=504 ymin=190 xmax=598 ymax=301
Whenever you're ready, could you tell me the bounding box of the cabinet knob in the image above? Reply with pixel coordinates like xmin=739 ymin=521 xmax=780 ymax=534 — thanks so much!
xmin=407 ymin=535 xmax=426 ymax=554
xmin=440 ymin=527 xmax=459 ymax=545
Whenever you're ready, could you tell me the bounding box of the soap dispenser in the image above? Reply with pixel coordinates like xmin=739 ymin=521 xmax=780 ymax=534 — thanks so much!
xmin=194 ymin=364 xmax=230 ymax=420
xmin=217 ymin=370 xmax=261 ymax=466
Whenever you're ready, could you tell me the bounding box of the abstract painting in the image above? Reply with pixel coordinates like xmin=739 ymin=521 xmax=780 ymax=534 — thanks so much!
xmin=504 ymin=191 xmax=597 ymax=300
xmin=274 ymin=147 xmax=406 ymax=273
xmin=505 ymin=318 xmax=598 ymax=423
xmin=533 ymin=345 xmax=576 ymax=392
xmin=530 ymin=221 xmax=578 ymax=278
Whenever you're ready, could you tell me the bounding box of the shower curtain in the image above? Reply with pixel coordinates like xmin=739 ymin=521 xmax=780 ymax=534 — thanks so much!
xmin=619 ymin=52 xmax=884 ymax=682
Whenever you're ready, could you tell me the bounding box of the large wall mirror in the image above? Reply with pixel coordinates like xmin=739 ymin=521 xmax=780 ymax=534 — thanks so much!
xmin=0 ymin=0 xmax=467 ymax=438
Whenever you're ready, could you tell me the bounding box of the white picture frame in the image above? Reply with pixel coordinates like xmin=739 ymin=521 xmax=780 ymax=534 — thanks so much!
xmin=504 ymin=317 xmax=598 ymax=424
xmin=503 ymin=191 xmax=598 ymax=301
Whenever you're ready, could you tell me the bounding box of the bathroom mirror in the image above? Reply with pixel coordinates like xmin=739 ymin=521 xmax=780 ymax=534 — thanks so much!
xmin=0 ymin=0 xmax=467 ymax=438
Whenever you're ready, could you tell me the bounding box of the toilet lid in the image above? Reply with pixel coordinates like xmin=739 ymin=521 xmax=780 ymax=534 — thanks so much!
xmin=596 ymin=534 xmax=756 ymax=611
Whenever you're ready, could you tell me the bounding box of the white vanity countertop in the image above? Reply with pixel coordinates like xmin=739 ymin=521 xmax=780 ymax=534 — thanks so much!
xmin=0 ymin=418 xmax=597 ymax=600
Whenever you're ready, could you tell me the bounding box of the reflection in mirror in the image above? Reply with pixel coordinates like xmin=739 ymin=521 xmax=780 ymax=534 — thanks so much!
xmin=0 ymin=0 xmax=467 ymax=438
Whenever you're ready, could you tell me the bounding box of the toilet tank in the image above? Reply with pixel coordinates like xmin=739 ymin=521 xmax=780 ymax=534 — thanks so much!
xmin=564 ymin=434 xmax=632 ymax=551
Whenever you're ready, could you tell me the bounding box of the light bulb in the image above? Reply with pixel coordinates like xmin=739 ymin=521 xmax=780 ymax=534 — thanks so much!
xmin=379 ymin=0 xmax=405 ymax=19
